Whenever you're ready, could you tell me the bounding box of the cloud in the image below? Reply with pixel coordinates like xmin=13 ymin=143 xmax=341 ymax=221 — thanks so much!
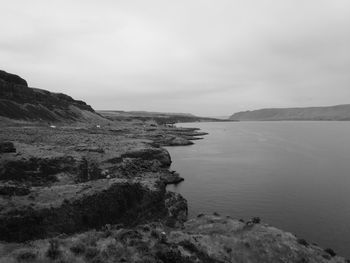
xmin=1 ymin=0 xmax=350 ymax=115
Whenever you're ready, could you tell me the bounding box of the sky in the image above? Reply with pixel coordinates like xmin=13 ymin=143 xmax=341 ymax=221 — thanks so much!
xmin=1 ymin=0 xmax=350 ymax=116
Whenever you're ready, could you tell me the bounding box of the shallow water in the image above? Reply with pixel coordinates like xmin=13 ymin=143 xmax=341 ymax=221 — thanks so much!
xmin=166 ymin=121 xmax=350 ymax=257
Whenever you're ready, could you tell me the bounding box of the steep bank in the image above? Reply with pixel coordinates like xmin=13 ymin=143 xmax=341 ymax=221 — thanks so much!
xmin=231 ymin=104 xmax=350 ymax=121
xmin=0 ymin=70 xmax=104 ymax=122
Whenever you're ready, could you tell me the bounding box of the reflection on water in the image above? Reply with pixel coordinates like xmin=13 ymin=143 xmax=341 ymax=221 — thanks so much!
xmin=166 ymin=121 xmax=350 ymax=257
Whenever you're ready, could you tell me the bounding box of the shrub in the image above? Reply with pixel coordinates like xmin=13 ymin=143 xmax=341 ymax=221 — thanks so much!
xmin=297 ymin=238 xmax=309 ymax=247
xmin=46 ymin=239 xmax=61 ymax=260
xmin=70 ymin=242 xmax=86 ymax=255
xmin=324 ymin=248 xmax=336 ymax=257
xmin=16 ymin=249 xmax=37 ymax=261
xmin=85 ymin=246 xmax=100 ymax=260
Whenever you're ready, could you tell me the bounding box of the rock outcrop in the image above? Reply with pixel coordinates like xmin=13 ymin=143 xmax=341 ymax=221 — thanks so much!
xmin=0 ymin=178 xmax=177 ymax=242
xmin=0 ymin=70 xmax=104 ymax=122
xmin=0 ymin=70 xmax=28 ymax=86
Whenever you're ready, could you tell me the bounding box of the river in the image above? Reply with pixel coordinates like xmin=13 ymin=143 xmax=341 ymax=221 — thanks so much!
xmin=166 ymin=121 xmax=350 ymax=257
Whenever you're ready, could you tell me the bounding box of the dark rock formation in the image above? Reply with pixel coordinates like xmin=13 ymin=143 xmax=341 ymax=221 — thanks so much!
xmin=164 ymin=191 xmax=188 ymax=227
xmin=121 ymin=148 xmax=171 ymax=168
xmin=0 ymin=70 xmax=101 ymax=122
xmin=0 ymin=178 xmax=172 ymax=242
xmin=160 ymin=171 xmax=184 ymax=185
xmin=0 ymin=70 xmax=28 ymax=86
xmin=167 ymin=136 xmax=194 ymax=146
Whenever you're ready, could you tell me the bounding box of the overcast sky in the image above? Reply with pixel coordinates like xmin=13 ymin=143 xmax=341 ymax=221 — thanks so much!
xmin=1 ymin=0 xmax=350 ymax=116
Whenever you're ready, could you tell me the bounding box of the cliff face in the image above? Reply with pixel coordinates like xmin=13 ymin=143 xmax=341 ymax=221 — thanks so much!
xmin=0 ymin=70 xmax=100 ymax=122
xmin=231 ymin=104 xmax=350 ymax=121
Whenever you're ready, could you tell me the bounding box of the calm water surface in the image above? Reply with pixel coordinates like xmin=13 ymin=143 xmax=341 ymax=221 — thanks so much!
xmin=166 ymin=121 xmax=350 ymax=257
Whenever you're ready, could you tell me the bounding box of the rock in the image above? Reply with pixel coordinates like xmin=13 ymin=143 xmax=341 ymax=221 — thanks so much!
xmin=121 ymin=147 xmax=171 ymax=167
xmin=160 ymin=171 xmax=184 ymax=185
xmin=164 ymin=191 xmax=188 ymax=227
xmin=0 ymin=142 xmax=16 ymax=153
xmin=0 ymin=178 xmax=172 ymax=242
xmin=325 ymin=248 xmax=337 ymax=257
xmin=0 ymin=70 xmax=99 ymax=122
xmin=168 ymin=136 xmax=194 ymax=146
xmin=0 ymin=70 xmax=28 ymax=86
xmin=246 ymin=216 xmax=261 ymax=226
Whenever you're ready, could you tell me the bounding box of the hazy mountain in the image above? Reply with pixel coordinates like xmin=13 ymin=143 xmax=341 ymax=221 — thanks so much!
xmin=98 ymin=110 xmax=224 ymax=124
xmin=230 ymin=105 xmax=350 ymax=121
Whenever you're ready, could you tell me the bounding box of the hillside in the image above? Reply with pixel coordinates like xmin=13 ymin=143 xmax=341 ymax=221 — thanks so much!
xmin=99 ymin=110 xmax=225 ymax=124
xmin=230 ymin=104 xmax=350 ymax=121
xmin=0 ymin=70 xmax=104 ymax=123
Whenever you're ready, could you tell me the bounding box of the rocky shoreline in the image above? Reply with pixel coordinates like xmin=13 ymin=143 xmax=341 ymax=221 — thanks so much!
xmin=0 ymin=70 xmax=348 ymax=262
xmin=0 ymin=121 xmax=348 ymax=262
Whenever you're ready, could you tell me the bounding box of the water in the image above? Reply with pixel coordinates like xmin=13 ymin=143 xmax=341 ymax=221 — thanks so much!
xmin=166 ymin=121 xmax=350 ymax=258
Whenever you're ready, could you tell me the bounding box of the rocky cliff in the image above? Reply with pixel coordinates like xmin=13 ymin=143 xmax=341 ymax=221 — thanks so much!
xmin=231 ymin=104 xmax=350 ymax=121
xmin=0 ymin=70 xmax=103 ymax=122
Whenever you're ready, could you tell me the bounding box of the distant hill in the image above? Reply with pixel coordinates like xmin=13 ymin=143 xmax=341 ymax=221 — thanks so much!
xmin=0 ymin=70 xmax=105 ymax=123
xmin=230 ymin=104 xmax=350 ymax=121
xmin=99 ymin=110 xmax=225 ymax=124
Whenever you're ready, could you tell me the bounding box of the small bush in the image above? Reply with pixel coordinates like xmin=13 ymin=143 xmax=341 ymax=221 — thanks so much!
xmin=251 ymin=217 xmax=261 ymax=224
xmin=85 ymin=246 xmax=100 ymax=260
xmin=46 ymin=239 xmax=61 ymax=260
xmin=165 ymin=217 xmax=177 ymax=228
xmin=16 ymin=249 xmax=37 ymax=261
xmin=179 ymin=240 xmax=198 ymax=253
xmin=297 ymin=238 xmax=309 ymax=247
xmin=150 ymin=230 xmax=160 ymax=239
xmin=324 ymin=248 xmax=336 ymax=257
xmin=224 ymin=246 xmax=232 ymax=253
xmin=70 ymin=242 xmax=86 ymax=255
xmin=81 ymin=231 xmax=99 ymax=246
